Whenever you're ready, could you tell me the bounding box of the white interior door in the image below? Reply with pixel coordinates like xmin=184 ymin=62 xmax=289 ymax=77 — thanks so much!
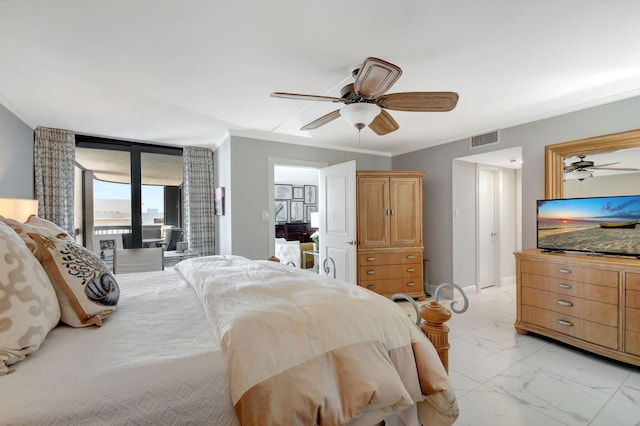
xmin=477 ymin=168 xmax=498 ymax=289
xmin=318 ymin=160 xmax=356 ymax=283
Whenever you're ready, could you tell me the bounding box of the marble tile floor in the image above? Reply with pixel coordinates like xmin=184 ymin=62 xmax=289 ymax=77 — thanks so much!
xmin=398 ymin=285 xmax=640 ymax=425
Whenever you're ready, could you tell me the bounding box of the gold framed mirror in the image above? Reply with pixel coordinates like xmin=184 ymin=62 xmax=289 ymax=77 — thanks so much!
xmin=545 ymin=128 xmax=640 ymax=199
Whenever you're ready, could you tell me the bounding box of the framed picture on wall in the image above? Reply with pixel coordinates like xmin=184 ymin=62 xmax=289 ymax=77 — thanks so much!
xmin=305 ymin=205 xmax=317 ymax=222
xmin=275 ymin=200 xmax=288 ymax=223
xmin=290 ymin=201 xmax=304 ymax=222
xmin=304 ymin=185 xmax=316 ymax=204
xmin=275 ymin=184 xmax=293 ymax=200
xmin=293 ymin=186 xmax=304 ymax=200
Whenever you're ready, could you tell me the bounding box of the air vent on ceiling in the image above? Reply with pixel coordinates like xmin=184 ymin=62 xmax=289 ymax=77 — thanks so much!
xmin=470 ymin=130 xmax=500 ymax=149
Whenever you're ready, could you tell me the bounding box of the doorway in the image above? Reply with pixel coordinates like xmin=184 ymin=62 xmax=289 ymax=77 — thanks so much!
xmin=452 ymin=147 xmax=522 ymax=294
xmin=268 ymin=158 xmax=327 ymax=260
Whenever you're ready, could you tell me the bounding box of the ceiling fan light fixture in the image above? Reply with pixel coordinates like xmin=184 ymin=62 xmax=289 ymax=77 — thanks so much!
xmin=571 ymin=169 xmax=593 ymax=181
xmin=340 ymin=103 xmax=380 ymax=130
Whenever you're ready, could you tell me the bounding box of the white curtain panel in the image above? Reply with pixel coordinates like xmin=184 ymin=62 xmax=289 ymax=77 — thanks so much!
xmin=183 ymin=147 xmax=215 ymax=256
xmin=33 ymin=127 xmax=75 ymax=236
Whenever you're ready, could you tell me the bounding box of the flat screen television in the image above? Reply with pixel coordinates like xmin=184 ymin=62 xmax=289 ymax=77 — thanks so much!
xmin=537 ymin=195 xmax=640 ymax=257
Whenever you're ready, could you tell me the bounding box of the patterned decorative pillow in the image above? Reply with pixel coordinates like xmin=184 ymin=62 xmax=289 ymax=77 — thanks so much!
xmin=28 ymin=233 xmax=119 ymax=327
xmin=0 ymin=222 xmax=61 ymax=375
xmin=0 ymin=215 xmax=73 ymax=262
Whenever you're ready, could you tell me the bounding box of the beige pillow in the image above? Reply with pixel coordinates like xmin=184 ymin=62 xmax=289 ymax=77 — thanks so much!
xmin=0 ymin=215 xmax=73 ymax=262
xmin=0 ymin=222 xmax=61 ymax=375
xmin=28 ymin=233 xmax=119 ymax=327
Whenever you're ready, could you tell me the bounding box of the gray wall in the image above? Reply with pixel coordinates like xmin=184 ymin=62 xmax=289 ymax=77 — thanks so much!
xmin=393 ymin=95 xmax=640 ymax=286
xmin=0 ymin=103 xmax=33 ymax=198
xmin=219 ymin=136 xmax=391 ymax=260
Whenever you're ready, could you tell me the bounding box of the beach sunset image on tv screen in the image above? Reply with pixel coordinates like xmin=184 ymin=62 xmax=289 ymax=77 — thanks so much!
xmin=537 ymin=195 xmax=640 ymax=256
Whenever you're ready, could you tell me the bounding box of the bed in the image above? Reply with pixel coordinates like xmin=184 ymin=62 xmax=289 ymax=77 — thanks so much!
xmin=0 ymin=218 xmax=458 ymax=425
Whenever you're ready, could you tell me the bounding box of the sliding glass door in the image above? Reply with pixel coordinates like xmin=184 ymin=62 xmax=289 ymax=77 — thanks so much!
xmin=75 ymin=136 xmax=182 ymax=250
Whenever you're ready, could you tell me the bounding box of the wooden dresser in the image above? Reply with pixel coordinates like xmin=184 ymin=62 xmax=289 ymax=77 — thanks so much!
xmin=356 ymin=170 xmax=426 ymax=300
xmin=515 ymin=249 xmax=640 ymax=366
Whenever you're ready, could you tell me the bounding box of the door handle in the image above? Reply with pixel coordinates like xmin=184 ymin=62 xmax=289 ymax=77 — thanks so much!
xmin=346 ymin=240 xmax=356 ymax=245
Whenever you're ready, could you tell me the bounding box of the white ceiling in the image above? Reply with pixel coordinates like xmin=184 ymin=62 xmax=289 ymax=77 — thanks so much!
xmin=2 ymin=1 xmax=640 ymax=156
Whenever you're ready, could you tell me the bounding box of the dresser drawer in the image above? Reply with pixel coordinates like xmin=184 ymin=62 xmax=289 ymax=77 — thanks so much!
xmin=627 ymin=273 xmax=640 ymax=291
xmin=627 ymin=289 xmax=640 ymax=309
xmin=521 ymin=260 xmax=617 ymax=287
xmin=626 ymin=307 xmax=640 ymax=332
xmin=361 ymin=279 xmax=422 ymax=294
xmin=626 ymin=330 xmax=640 ymax=356
xmin=521 ymin=273 xmax=618 ymax=304
xmin=360 ymin=264 xmax=421 ymax=281
xmin=359 ymin=252 xmax=421 ymax=265
xmin=522 ymin=287 xmax=618 ymax=327
xmin=522 ymin=305 xmax=617 ymax=349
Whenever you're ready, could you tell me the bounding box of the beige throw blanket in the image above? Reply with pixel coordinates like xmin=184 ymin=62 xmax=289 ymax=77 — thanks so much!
xmin=176 ymin=256 xmax=458 ymax=426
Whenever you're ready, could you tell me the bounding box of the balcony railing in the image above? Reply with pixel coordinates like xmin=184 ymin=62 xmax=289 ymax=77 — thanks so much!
xmin=93 ymin=225 xmax=132 ymax=235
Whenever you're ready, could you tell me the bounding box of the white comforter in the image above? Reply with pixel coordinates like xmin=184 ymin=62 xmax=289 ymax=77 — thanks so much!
xmin=0 ymin=256 xmax=458 ymax=426
xmin=0 ymin=270 xmax=238 ymax=425
xmin=176 ymin=255 xmax=458 ymax=426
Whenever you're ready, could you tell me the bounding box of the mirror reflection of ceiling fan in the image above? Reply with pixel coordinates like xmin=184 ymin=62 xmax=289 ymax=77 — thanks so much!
xmin=271 ymin=57 xmax=459 ymax=135
xmin=564 ymin=155 xmax=640 ymax=180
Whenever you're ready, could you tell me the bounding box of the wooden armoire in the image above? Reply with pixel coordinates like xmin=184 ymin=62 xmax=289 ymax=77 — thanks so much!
xmin=356 ymin=170 xmax=426 ymax=300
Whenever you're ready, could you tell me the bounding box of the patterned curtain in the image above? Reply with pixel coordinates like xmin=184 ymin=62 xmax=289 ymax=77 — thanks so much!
xmin=183 ymin=147 xmax=215 ymax=256
xmin=33 ymin=127 xmax=75 ymax=236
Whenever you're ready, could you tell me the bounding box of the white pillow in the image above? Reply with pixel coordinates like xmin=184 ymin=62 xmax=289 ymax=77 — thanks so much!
xmin=0 ymin=222 xmax=60 ymax=375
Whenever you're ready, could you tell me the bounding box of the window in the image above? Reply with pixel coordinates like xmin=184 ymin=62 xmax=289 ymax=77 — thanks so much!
xmin=75 ymin=136 xmax=183 ymax=249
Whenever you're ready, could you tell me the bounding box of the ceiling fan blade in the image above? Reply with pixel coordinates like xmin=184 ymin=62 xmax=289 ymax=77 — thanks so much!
xmin=300 ymin=109 xmax=341 ymax=130
xmin=590 ymin=167 xmax=640 ymax=171
xmin=354 ymin=57 xmax=402 ymax=99
xmin=376 ymin=92 xmax=459 ymax=112
xmin=369 ymin=110 xmax=399 ymax=136
xmin=591 ymin=162 xmax=620 ymax=168
xmin=271 ymin=92 xmax=347 ymax=103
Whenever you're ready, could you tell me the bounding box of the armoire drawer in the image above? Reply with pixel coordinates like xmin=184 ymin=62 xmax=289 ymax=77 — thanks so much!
xmin=359 ymin=264 xmax=421 ymax=281
xmin=359 ymin=252 xmax=421 ymax=266
xmin=521 ymin=273 xmax=618 ymax=304
xmin=521 ymin=287 xmax=618 ymax=327
xmin=521 ymin=260 xmax=618 ymax=287
xmin=361 ymin=279 xmax=421 ymax=294
xmin=521 ymin=305 xmax=617 ymax=349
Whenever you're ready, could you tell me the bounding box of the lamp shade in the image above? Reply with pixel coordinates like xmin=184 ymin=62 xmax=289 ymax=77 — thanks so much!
xmin=0 ymin=198 xmax=39 ymax=222
xmin=340 ymin=103 xmax=381 ymax=129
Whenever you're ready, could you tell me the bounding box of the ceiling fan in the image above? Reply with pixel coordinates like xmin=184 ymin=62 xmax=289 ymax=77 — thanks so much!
xmin=564 ymin=155 xmax=639 ymax=180
xmin=271 ymin=57 xmax=459 ymax=136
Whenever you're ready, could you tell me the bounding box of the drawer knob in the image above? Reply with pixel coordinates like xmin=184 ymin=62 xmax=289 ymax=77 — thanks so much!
xmin=406 ymin=282 xmax=416 ymax=287
xmin=559 ymin=268 xmax=572 ymax=274
xmin=406 ymin=255 xmax=415 ymax=259
xmin=557 ymin=300 xmax=573 ymax=307
xmin=407 ymin=268 xmax=416 ymax=272
xmin=367 ymin=257 xmax=376 ymax=261
xmin=366 ymin=285 xmax=376 ymax=289
xmin=559 ymin=283 xmax=572 ymax=289
xmin=557 ymin=319 xmax=573 ymax=327
xmin=367 ymin=270 xmax=376 ymax=275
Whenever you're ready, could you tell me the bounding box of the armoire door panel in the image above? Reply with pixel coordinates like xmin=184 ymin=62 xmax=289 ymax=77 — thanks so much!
xmin=357 ymin=177 xmax=390 ymax=248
